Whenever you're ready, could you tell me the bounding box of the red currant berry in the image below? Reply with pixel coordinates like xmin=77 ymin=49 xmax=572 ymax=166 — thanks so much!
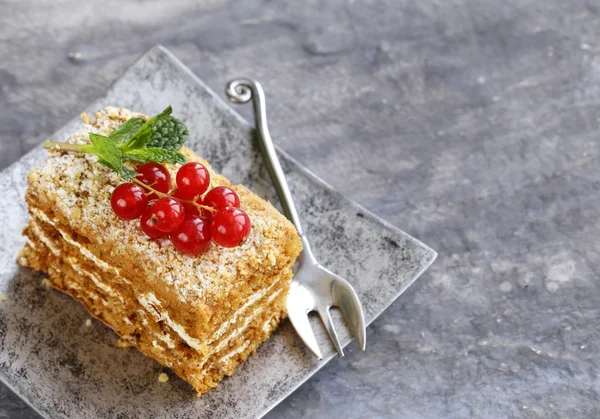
xmin=203 ymin=186 xmax=240 ymax=210
xmin=136 ymin=162 xmax=171 ymax=200
xmin=175 ymin=162 xmax=210 ymax=200
xmin=110 ymin=183 xmax=148 ymax=220
xmin=148 ymin=197 xmax=185 ymax=232
xmin=210 ymin=207 xmax=251 ymax=248
xmin=140 ymin=207 xmax=168 ymax=239
xmin=170 ymin=216 xmax=212 ymax=255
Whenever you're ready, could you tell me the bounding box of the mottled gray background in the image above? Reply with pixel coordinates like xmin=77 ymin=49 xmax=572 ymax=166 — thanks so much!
xmin=1 ymin=0 xmax=599 ymax=418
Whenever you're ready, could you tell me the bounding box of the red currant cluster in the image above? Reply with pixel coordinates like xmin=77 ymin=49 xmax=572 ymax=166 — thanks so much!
xmin=110 ymin=162 xmax=251 ymax=256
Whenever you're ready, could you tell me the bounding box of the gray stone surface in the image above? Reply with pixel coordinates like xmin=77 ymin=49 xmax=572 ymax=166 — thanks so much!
xmin=1 ymin=0 xmax=599 ymax=418
xmin=0 ymin=46 xmax=434 ymax=419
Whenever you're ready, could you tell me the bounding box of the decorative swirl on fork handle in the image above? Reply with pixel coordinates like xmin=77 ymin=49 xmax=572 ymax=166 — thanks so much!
xmin=225 ymin=79 xmax=253 ymax=104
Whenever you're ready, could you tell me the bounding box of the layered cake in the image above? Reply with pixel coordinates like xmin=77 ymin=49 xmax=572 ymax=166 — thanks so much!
xmin=17 ymin=107 xmax=302 ymax=394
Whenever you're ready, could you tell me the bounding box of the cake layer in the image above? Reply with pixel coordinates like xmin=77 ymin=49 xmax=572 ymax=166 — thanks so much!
xmin=21 ymin=214 xmax=289 ymax=366
xmin=20 ymin=224 xmax=287 ymax=394
xmin=23 ymin=106 xmax=302 ymax=344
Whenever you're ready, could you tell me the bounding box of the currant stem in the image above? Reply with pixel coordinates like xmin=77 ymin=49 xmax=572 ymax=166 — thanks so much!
xmin=131 ymin=178 xmax=216 ymax=213
xmin=132 ymin=178 xmax=168 ymax=198
xmin=43 ymin=141 xmax=88 ymax=153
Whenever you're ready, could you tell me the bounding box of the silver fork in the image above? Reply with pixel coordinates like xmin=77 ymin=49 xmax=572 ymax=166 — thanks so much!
xmin=226 ymin=79 xmax=366 ymax=359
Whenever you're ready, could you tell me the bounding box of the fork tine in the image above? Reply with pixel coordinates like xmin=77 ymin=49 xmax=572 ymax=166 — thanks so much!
xmin=287 ymin=302 xmax=323 ymax=359
xmin=318 ymin=308 xmax=344 ymax=357
xmin=332 ymin=280 xmax=367 ymax=350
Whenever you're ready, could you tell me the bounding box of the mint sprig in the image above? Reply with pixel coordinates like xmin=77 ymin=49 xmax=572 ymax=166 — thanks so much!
xmin=146 ymin=116 xmax=189 ymax=151
xmin=107 ymin=117 xmax=146 ymax=145
xmin=82 ymin=133 xmax=131 ymax=178
xmin=122 ymin=106 xmax=173 ymax=151
xmin=123 ymin=148 xmax=187 ymax=165
xmin=43 ymin=106 xmax=189 ymax=179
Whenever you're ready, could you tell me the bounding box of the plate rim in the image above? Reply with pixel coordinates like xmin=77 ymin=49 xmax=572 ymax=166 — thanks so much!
xmin=0 ymin=44 xmax=437 ymax=419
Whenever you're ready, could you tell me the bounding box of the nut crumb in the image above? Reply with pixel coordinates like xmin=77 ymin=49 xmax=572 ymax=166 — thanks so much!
xmin=27 ymin=172 xmax=38 ymax=183
xmin=71 ymin=207 xmax=82 ymax=220
xmin=85 ymin=319 xmax=92 ymax=327
xmin=107 ymin=108 xmax=119 ymax=119
xmin=116 ymin=338 xmax=133 ymax=348
xmin=41 ymin=278 xmax=52 ymax=288
xmin=80 ymin=112 xmax=90 ymax=124
xmin=1 ymin=294 xmax=7 ymax=301
xmin=158 ymin=373 xmax=169 ymax=383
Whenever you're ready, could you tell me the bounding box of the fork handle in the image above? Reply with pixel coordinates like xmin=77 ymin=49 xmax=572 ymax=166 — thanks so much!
xmin=226 ymin=79 xmax=305 ymax=237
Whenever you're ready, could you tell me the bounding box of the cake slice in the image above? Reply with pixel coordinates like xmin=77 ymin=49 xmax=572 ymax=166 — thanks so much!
xmin=18 ymin=107 xmax=302 ymax=394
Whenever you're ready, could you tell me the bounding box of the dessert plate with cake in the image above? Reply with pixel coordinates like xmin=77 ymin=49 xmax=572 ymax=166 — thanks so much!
xmin=0 ymin=46 xmax=436 ymax=418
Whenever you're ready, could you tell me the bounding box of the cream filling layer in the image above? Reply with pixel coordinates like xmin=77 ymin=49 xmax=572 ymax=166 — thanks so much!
xmin=27 ymin=220 xmax=178 ymax=350
xmin=213 ymin=287 xmax=283 ymax=353
xmin=30 ymin=222 xmax=284 ymax=382
xmin=30 ymin=230 xmax=175 ymax=349
xmin=47 ymin=260 xmax=177 ymax=351
xmin=29 ymin=218 xmax=124 ymax=304
xmin=30 ymin=207 xmax=117 ymax=274
xmin=137 ymin=292 xmax=207 ymax=353
xmin=188 ymin=287 xmax=285 ymax=380
xmin=29 ymin=208 xmax=286 ymax=362
xmin=192 ymin=311 xmax=279 ymax=380
xmin=28 ymin=219 xmax=61 ymax=257
xmin=138 ymin=285 xmax=284 ymax=357
xmin=29 ymin=210 xmax=194 ymax=351
xmin=207 ymin=279 xmax=281 ymax=344
xmin=221 ymin=340 xmax=251 ymax=363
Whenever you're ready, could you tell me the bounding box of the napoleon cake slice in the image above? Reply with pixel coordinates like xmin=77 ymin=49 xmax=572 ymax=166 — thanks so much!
xmin=18 ymin=107 xmax=302 ymax=394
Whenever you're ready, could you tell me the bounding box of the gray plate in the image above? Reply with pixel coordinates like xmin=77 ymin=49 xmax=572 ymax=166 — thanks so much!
xmin=0 ymin=46 xmax=436 ymax=419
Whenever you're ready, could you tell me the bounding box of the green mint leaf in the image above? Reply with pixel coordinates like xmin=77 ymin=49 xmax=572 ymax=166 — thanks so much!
xmin=121 ymin=166 xmax=137 ymax=179
xmin=82 ymin=133 xmax=132 ymax=178
xmin=123 ymin=106 xmax=172 ymax=151
xmin=146 ymin=116 xmax=189 ymax=151
xmin=108 ymin=117 xmax=145 ymax=145
xmin=97 ymin=158 xmax=136 ymax=179
xmin=123 ymin=148 xmax=187 ymax=165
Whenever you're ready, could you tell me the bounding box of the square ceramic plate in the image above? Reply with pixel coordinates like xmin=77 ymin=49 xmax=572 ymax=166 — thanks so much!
xmin=0 ymin=46 xmax=436 ymax=419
